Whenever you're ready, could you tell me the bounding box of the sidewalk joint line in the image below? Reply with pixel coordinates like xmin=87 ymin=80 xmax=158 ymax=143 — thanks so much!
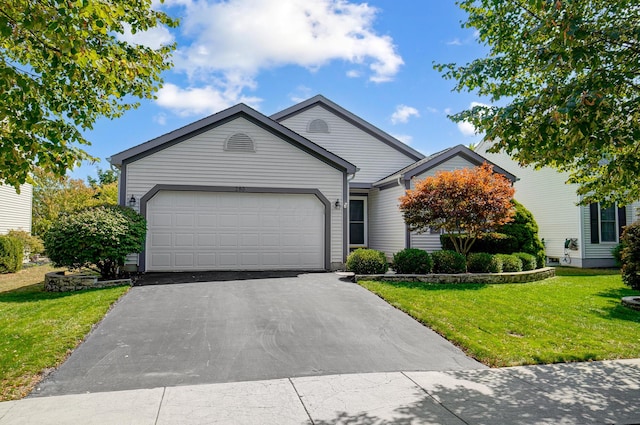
xmin=401 ymin=371 xmax=470 ymax=425
xmin=154 ymin=387 xmax=167 ymax=425
xmin=288 ymin=378 xmax=315 ymax=425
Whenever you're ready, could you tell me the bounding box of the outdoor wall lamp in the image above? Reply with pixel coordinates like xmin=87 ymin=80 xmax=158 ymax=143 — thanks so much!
xmin=128 ymin=195 xmax=137 ymax=208
xmin=334 ymin=198 xmax=341 ymax=209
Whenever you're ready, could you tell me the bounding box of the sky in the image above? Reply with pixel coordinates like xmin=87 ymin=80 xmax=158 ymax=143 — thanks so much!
xmin=72 ymin=0 xmax=490 ymax=180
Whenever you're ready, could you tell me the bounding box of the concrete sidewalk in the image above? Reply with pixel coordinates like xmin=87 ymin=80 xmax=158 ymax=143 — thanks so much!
xmin=1 ymin=359 xmax=639 ymax=424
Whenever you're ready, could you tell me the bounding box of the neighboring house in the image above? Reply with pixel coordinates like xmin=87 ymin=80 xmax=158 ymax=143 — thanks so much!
xmin=0 ymin=184 xmax=33 ymax=235
xmin=476 ymin=141 xmax=640 ymax=267
xmin=110 ymin=95 xmax=514 ymax=272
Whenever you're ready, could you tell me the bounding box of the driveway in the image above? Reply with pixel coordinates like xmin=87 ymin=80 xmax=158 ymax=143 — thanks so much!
xmin=31 ymin=273 xmax=484 ymax=397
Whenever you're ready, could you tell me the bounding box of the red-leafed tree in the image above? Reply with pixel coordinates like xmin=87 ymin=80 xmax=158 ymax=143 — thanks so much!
xmin=399 ymin=163 xmax=515 ymax=256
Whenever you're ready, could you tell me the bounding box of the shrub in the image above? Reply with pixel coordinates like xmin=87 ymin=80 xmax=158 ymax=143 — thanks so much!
xmin=346 ymin=248 xmax=389 ymax=274
xmin=44 ymin=205 xmax=147 ymax=279
xmin=513 ymin=252 xmax=536 ymax=271
xmin=393 ymin=249 xmax=432 ymax=274
xmin=0 ymin=236 xmax=24 ymax=274
xmin=497 ymin=200 xmax=546 ymax=268
xmin=621 ymin=221 xmax=640 ymax=291
xmin=431 ymin=250 xmax=467 ymax=274
xmin=495 ymin=254 xmax=523 ymax=272
xmin=7 ymin=230 xmax=44 ymax=259
xmin=612 ymin=243 xmax=625 ymax=267
xmin=441 ymin=232 xmax=518 ymax=255
xmin=467 ymin=252 xmax=502 ymax=273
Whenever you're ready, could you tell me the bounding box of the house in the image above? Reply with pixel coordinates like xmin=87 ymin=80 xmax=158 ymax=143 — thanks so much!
xmin=110 ymin=95 xmax=513 ymax=272
xmin=476 ymin=141 xmax=640 ymax=267
xmin=0 ymin=184 xmax=33 ymax=235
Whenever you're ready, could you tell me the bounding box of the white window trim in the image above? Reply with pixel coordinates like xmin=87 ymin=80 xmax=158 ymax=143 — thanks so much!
xmin=349 ymin=196 xmax=368 ymax=248
xmin=598 ymin=203 xmax=618 ymax=244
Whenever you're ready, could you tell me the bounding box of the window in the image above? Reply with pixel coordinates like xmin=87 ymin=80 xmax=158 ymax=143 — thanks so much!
xmin=590 ymin=203 xmax=625 ymax=244
xmin=349 ymin=197 xmax=367 ymax=246
xmin=307 ymin=119 xmax=329 ymax=133
xmin=225 ymin=133 xmax=255 ymax=152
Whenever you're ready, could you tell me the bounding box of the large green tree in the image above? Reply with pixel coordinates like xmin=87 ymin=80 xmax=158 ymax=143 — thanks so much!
xmin=1 ymin=0 xmax=177 ymax=190
xmin=437 ymin=0 xmax=640 ymax=205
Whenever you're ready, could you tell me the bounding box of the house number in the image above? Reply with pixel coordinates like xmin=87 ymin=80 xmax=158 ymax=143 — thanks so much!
xmin=235 ymin=186 xmax=247 ymax=192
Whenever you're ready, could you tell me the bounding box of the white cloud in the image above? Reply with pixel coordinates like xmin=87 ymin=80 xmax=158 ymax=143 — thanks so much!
xmin=156 ymin=83 xmax=262 ymax=116
xmin=156 ymin=0 xmax=403 ymax=115
xmin=153 ymin=113 xmax=168 ymax=125
xmin=426 ymin=106 xmax=439 ymax=114
xmin=289 ymin=85 xmax=313 ymax=103
xmin=444 ymin=107 xmax=452 ymax=115
xmin=446 ymin=38 xmax=462 ymax=46
xmin=456 ymin=101 xmax=491 ymax=137
xmin=117 ymin=24 xmax=175 ymax=49
xmin=391 ymin=104 xmax=420 ymax=124
xmin=392 ymin=134 xmax=413 ymax=144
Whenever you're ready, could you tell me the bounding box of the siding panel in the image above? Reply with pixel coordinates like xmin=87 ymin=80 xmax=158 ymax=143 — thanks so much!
xmin=279 ymin=106 xmax=416 ymax=183
xmin=125 ymin=117 xmax=344 ymax=265
xmin=368 ymin=185 xmax=406 ymax=257
xmin=0 ymin=184 xmax=32 ymax=234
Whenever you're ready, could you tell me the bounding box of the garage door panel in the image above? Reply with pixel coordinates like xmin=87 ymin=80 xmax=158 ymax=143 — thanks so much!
xmin=146 ymin=191 xmax=324 ymax=271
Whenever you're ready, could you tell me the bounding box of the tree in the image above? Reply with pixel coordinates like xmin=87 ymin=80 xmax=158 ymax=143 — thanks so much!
xmin=436 ymin=0 xmax=640 ymax=206
xmin=399 ymin=163 xmax=515 ymax=255
xmin=44 ymin=205 xmax=146 ymax=279
xmin=1 ymin=0 xmax=177 ymax=190
xmin=497 ymin=200 xmax=546 ymax=268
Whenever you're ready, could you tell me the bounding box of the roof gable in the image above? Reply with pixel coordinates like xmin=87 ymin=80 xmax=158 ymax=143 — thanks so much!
xmin=271 ymin=95 xmax=425 ymax=162
xmin=110 ymin=103 xmax=357 ymax=174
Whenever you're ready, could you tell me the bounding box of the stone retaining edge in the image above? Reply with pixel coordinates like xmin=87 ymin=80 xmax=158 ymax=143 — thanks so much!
xmin=45 ymin=271 xmax=132 ymax=292
xmin=355 ymin=267 xmax=556 ymax=284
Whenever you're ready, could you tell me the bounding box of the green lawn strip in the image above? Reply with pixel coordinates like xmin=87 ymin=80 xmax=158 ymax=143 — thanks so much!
xmin=0 ymin=278 xmax=129 ymax=400
xmin=359 ymin=268 xmax=640 ymax=367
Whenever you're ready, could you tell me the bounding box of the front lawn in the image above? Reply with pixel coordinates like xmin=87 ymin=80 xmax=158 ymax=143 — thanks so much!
xmin=0 ymin=265 xmax=129 ymax=401
xmin=359 ymin=268 xmax=640 ymax=367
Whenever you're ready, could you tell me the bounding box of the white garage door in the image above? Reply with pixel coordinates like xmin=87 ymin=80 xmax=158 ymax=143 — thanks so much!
xmin=146 ymin=191 xmax=325 ymax=271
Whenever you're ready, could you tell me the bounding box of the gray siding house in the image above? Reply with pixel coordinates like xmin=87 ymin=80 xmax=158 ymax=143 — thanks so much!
xmin=111 ymin=96 xmax=514 ymax=272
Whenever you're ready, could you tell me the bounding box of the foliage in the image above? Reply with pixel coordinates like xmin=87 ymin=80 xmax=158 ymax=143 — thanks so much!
xmin=6 ymin=230 xmax=44 ymax=257
xmin=44 ymin=205 xmax=146 ymax=279
xmin=497 ymin=200 xmax=546 ymax=268
xmin=513 ymin=252 xmax=537 ymax=271
xmin=467 ymin=252 xmax=502 ymax=273
xmin=431 ymin=250 xmax=467 ymax=274
xmin=0 ymin=236 xmax=23 ymax=274
xmin=32 ymin=168 xmax=117 ymax=236
xmin=612 ymin=243 xmax=625 ymax=268
xmin=0 ymin=0 xmax=177 ymax=189
xmin=0 ymin=264 xmax=128 ymax=400
xmin=441 ymin=232 xmax=518 ymax=255
xmin=620 ymin=221 xmax=640 ymax=291
xmin=87 ymin=168 xmax=118 ymax=189
xmin=346 ymin=248 xmax=389 ymax=275
xmin=392 ymin=248 xmax=432 ymax=274
xmin=436 ymin=0 xmax=640 ymax=205
xmin=359 ymin=269 xmax=640 ymax=367
xmin=495 ymin=254 xmax=523 ymax=273
xmin=400 ymin=163 xmax=515 ymax=256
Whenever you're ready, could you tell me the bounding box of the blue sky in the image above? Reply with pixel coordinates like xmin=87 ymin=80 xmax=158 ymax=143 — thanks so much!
xmin=73 ymin=0 xmax=489 ymax=180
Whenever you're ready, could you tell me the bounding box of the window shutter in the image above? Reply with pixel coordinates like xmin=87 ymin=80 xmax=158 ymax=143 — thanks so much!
xmin=590 ymin=203 xmax=599 ymax=244
xmin=618 ymin=206 xmax=627 ymax=237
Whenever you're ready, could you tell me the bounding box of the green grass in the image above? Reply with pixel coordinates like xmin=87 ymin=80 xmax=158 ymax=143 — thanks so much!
xmin=359 ymin=267 xmax=640 ymax=367
xmin=0 ymin=265 xmax=129 ymax=400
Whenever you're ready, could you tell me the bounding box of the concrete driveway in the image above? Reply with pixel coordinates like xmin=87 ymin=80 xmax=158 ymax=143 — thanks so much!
xmin=31 ymin=273 xmax=484 ymax=397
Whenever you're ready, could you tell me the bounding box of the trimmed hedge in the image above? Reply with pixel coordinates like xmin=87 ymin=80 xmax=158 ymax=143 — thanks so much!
xmin=498 ymin=200 xmax=546 ymax=268
xmin=346 ymin=248 xmax=389 ymax=274
xmin=441 ymin=232 xmax=518 ymax=255
xmin=393 ymin=248 xmax=432 ymax=274
xmin=621 ymin=221 xmax=640 ymax=290
xmin=0 ymin=236 xmax=24 ymax=274
xmin=467 ymin=252 xmax=502 ymax=273
xmin=513 ymin=252 xmax=536 ymax=271
xmin=495 ymin=254 xmax=523 ymax=272
xmin=431 ymin=250 xmax=466 ymax=274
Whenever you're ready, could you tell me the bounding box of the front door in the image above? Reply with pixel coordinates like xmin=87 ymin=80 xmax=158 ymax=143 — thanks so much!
xmin=349 ymin=196 xmax=367 ymax=248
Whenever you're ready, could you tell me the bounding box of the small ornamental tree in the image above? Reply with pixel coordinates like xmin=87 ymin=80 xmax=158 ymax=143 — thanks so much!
xmin=400 ymin=163 xmax=515 ymax=256
xmin=44 ymin=205 xmax=146 ymax=279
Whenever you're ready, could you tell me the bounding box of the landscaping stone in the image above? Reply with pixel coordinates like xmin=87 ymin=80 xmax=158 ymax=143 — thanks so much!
xmin=621 ymin=296 xmax=640 ymax=311
xmin=44 ymin=271 xmax=131 ymax=292
xmin=355 ymin=267 xmax=555 ymax=284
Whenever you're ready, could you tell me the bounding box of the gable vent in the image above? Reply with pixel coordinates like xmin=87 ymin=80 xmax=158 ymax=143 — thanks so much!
xmin=307 ymin=119 xmax=329 ymax=133
xmin=225 ymin=133 xmax=255 ymax=152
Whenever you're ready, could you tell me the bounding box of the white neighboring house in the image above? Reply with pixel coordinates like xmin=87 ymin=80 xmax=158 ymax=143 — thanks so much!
xmin=0 ymin=184 xmax=33 ymax=235
xmin=476 ymin=141 xmax=640 ymax=267
xmin=110 ymin=96 xmax=515 ymax=272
